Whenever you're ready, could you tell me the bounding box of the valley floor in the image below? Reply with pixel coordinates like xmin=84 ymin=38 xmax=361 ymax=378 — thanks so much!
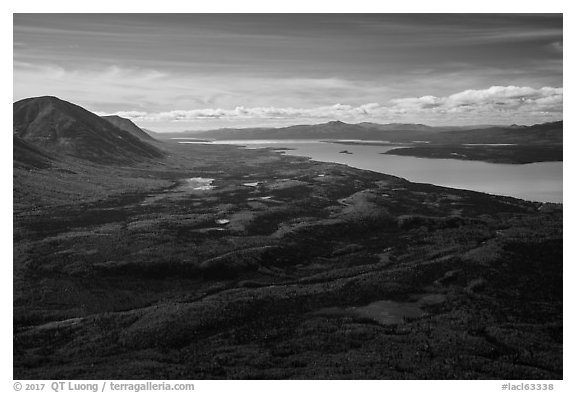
xmin=13 ymin=142 xmax=562 ymax=379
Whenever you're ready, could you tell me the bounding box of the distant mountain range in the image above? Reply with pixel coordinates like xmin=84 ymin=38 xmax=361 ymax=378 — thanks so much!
xmin=13 ymin=96 xmax=164 ymax=166
xmin=152 ymin=120 xmax=444 ymax=140
xmin=154 ymin=119 xmax=563 ymax=145
xmin=12 ymin=96 xmax=562 ymax=170
xmin=425 ymin=121 xmax=563 ymax=145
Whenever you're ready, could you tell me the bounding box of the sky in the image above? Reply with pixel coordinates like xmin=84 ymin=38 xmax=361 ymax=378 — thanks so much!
xmin=13 ymin=14 xmax=563 ymax=132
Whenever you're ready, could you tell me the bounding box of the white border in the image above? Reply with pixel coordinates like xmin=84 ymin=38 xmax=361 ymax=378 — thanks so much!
xmin=3 ymin=3 xmax=571 ymax=391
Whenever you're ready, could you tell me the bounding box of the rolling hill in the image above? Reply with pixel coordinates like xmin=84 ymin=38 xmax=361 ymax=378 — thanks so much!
xmin=13 ymin=96 xmax=164 ymax=164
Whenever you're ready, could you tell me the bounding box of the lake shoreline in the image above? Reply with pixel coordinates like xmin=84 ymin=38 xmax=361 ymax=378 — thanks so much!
xmin=198 ymin=140 xmax=563 ymax=204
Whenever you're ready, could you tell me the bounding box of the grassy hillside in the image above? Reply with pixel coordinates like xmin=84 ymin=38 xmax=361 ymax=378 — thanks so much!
xmin=14 ymin=96 xmax=164 ymax=164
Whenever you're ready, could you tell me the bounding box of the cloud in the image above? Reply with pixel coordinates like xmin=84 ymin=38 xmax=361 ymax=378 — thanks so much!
xmin=391 ymin=86 xmax=563 ymax=114
xmin=549 ymin=41 xmax=563 ymax=53
xmin=100 ymin=86 xmax=562 ymax=126
xmin=13 ymin=62 xmax=171 ymax=112
xmin=13 ymin=61 xmax=562 ymax=128
xmin=100 ymin=103 xmax=387 ymax=122
xmin=14 ymin=62 xmax=401 ymax=117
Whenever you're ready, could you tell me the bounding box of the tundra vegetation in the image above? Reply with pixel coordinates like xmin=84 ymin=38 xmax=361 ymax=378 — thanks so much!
xmin=13 ymin=98 xmax=562 ymax=379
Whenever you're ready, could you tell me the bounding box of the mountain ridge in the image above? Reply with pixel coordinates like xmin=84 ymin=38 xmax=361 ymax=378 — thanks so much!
xmin=13 ymin=96 xmax=164 ymax=165
xmin=153 ymin=119 xmax=562 ymax=145
xmin=101 ymin=115 xmax=157 ymax=142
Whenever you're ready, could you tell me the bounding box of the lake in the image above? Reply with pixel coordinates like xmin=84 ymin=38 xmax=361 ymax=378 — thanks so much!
xmin=180 ymin=140 xmax=563 ymax=203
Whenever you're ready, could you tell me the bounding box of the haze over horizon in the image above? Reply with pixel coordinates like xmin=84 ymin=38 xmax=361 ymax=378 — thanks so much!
xmin=14 ymin=14 xmax=563 ymax=132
